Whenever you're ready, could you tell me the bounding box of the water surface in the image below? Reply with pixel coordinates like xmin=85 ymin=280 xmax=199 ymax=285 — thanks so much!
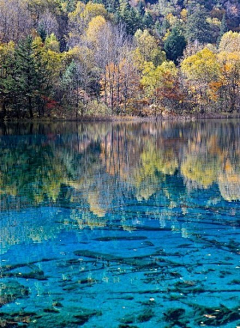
xmin=0 ymin=121 xmax=240 ymax=327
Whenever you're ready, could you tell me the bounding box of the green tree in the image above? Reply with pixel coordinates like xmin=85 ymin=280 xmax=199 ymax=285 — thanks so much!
xmin=142 ymin=12 xmax=153 ymax=29
xmin=217 ymin=13 xmax=227 ymax=45
xmin=185 ymin=6 xmax=212 ymax=44
xmin=61 ymin=60 xmax=84 ymax=117
xmin=119 ymin=0 xmax=141 ymax=35
xmin=14 ymin=36 xmax=50 ymax=117
xmin=0 ymin=42 xmax=16 ymax=116
xmin=164 ymin=28 xmax=186 ymax=64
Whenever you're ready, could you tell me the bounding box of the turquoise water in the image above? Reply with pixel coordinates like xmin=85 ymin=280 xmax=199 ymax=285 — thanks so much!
xmin=0 ymin=121 xmax=240 ymax=327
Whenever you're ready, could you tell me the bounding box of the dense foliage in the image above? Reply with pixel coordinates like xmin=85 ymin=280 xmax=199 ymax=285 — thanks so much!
xmin=0 ymin=0 xmax=239 ymax=117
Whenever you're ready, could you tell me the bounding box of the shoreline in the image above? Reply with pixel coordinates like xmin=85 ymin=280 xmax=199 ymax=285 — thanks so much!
xmin=1 ymin=112 xmax=240 ymax=123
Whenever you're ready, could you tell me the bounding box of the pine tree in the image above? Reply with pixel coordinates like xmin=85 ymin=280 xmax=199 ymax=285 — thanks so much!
xmin=61 ymin=60 xmax=82 ymax=117
xmin=143 ymin=12 xmax=154 ymax=29
xmin=0 ymin=42 xmax=22 ymax=117
xmin=119 ymin=0 xmax=141 ymax=34
xmin=14 ymin=36 xmax=50 ymax=117
xmin=164 ymin=28 xmax=186 ymax=64
xmin=185 ymin=6 xmax=212 ymax=44
xmin=217 ymin=13 xmax=228 ymax=45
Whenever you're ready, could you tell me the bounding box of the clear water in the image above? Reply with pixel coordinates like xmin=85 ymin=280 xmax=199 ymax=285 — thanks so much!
xmin=0 ymin=121 xmax=240 ymax=328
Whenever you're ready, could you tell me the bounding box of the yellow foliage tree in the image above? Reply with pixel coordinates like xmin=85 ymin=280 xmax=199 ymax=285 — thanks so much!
xmin=141 ymin=60 xmax=180 ymax=113
xmin=181 ymin=48 xmax=221 ymax=110
xmin=68 ymin=0 xmax=108 ymax=42
xmin=219 ymin=31 xmax=240 ymax=53
xmin=85 ymin=16 xmax=107 ymax=44
xmin=134 ymin=29 xmax=166 ymax=69
xmin=217 ymin=51 xmax=240 ymax=111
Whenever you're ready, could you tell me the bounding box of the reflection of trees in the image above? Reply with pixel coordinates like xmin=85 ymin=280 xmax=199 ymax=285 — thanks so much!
xmin=0 ymin=144 xmax=67 ymax=204
xmin=1 ymin=120 xmax=240 ymax=216
xmin=133 ymin=145 xmax=178 ymax=200
xmin=1 ymin=120 xmax=240 ymax=249
xmin=181 ymin=151 xmax=219 ymax=189
xmin=218 ymin=159 xmax=240 ymax=201
xmin=178 ymin=122 xmax=240 ymax=201
xmin=0 ymin=208 xmax=64 ymax=253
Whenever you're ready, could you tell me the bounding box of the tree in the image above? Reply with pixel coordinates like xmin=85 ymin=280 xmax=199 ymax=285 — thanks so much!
xmin=14 ymin=36 xmax=51 ymax=117
xmin=37 ymin=11 xmax=59 ymax=40
xmin=218 ymin=31 xmax=240 ymax=53
xmin=164 ymin=27 xmax=186 ymax=64
xmin=85 ymin=16 xmax=107 ymax=44
xmin=92 ymin=22 xmax=130 ymax=107
xmin=185 ymin=6 xmax=212 ymax=44
xmin=142 ymin=12 xmax=154 ymax=29
xmin=134 ymin=29 xmax=166 ymax=68
xmin=141 ymin=60 xmax=181 ymax=114
xmin=217 ymin=13 xmax=228 ymax=45
xmin=0 ymin=0 xmax=33 ymax=43
xmin=68 ymin=1 xmax=109 ymax=46
xmin=118 ymin=0 xmax=142 ymax=35
xmin=60 ymin=0 xmax=77 ymax=13
xmin=0 ymin=42 xmax=16 ymax=116
xmin=33 ymin=36 xmax=64 ymax=109
xmin=100 ymin=54 xmax=140 ymax=114
xmin=27 ymin=0 xmax=67 ymax=50
xmin=181 ymin=48 xmax=221 ymax=111
xmin=217 ymin=51 xmax=240 ymax=112
xmin=61 ymin=60 xmax=83 ymax=117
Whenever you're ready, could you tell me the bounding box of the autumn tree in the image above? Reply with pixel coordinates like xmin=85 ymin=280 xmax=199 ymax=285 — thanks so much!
xmin=0 ymin=0 xmax=33 ymax=43
xmin=101 ymin=53 xmax=140 ymax=114
xmin=27 ymin=0 xmax=68 ymax=50
xmin=134 ymin=29 xmax=166 ymax=69
xmin=68 ymin=1 xmax=109 ymax=46
xmin=217 ymin=51 xmax=240 ymax=112
xmin=181 ymin=48 xmax=221 ymax=112
xmin=93 ymin=22 xmax=131 ymax=111
xmin=218 ymin=31 xmax=240 ymax=53
xmin=141 ymin=60 xmax=181 ymax=114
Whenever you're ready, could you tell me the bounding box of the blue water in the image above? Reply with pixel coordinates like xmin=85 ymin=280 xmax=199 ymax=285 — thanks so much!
xmin=0 ymin=121 xmax=240 ymax=327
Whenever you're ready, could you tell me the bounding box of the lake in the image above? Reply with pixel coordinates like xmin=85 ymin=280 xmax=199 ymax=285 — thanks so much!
xmin=0 ymin=121 xmax=240 ymax=327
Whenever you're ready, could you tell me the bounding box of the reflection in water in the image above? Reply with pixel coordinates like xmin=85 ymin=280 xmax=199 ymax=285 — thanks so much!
xmin=1 ymin=121 xmax=240 ymax=210
xmin=0 ymin=121 xmax=240 ymax=327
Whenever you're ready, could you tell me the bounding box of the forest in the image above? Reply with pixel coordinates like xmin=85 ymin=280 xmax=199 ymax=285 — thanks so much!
xmin=0 ymin=0 xmax=239 ymax=118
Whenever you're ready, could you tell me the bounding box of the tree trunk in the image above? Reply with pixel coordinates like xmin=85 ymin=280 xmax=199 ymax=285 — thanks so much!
xmin=2 ymin=99 xmax=6 ymax=117
xmin=28 ymin=96 xmax=33 ymax=118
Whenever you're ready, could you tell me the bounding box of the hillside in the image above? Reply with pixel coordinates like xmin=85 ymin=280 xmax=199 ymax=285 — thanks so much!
xmin=0 ymin=0 xmax=239 ymax=118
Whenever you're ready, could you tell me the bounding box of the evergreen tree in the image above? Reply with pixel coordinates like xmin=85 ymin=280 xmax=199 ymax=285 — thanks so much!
xmin=159 ymin=17 xmax=170 ymax=37
xmin=0 ymin=44 xmax=16 ymax=117
xmin=143 ymin=12 xmax=154 ymax=29
xmin=61 ymin=60 xmax=82 ymax=116
xmin=185 ymin=6 xmax=212 ymax=44
xmin=137 ymin=1 xmax=145 ymax=16
xmin=14 ymin=36 xmax=50 ymax=117
xmin=164 ymin=28 xmax=186 ymax=64
xmin=37 ymin=24 xmax=47 ymax=42
xmin=65 ymin=0 xmax=78 ymax=12
xmin=119 ymin=0 xmax=141 ymax=34
xmin=217 ymin=13 xmax=228 ymax=45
